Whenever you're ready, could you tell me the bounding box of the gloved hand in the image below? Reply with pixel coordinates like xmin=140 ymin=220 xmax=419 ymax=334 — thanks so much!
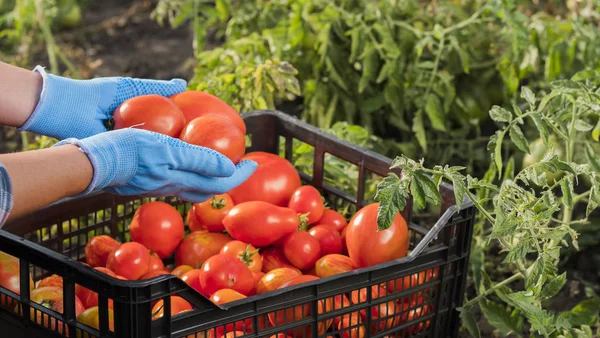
xmin=53 ymin=128 xmax=257 ymax=202
xmin=19 ymin=66 xmax=186 ymax=140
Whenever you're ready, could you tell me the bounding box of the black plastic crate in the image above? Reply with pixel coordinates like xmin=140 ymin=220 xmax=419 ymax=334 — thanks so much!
xmin=0 ymin=110 xmax=475 ymax=338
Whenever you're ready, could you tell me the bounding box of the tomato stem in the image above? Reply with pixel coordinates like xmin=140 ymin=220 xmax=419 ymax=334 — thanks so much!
xmin=298 ymin=213 xmax=311 ymax=231
xmin=210 ymin=197 xmax=227 ymax=210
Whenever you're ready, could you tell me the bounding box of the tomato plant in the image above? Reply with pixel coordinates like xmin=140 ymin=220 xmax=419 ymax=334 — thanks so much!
xmin=308 ymin=225 xmax=342 ymax=256
xmin=282 ymin=231 xmax=322 ymax=270
xmin=175 ymin=231 xmax=231 ymax=268
xmin=223 ymin=201 xmax=299 ymax=247
xmin=220 ymin=240 xmax=262 ymax=273
xmin=315 ymin=254 xmax=355 ymax=278
xmin=152 ymin=296 xmax=193 ymax=319
xmin=169 ymin=91 xmax=246 ymax=133
xmin=179 ymin=115 xmax=246 ymax=164
xmin=227 ymin=152 xmax=301 ymax=206
xmin=255 ymin=267 xmax=301 ymax=295
xmin=287 ymin=185 xmax=324 ymax=226
xmin=199 ymin=254 xmax=254 ymax=296
xmin=317 ymin=209 xmax=348 ymax=232
xmin=85 ymin=235 xmax=120 ymax=268
xmin=129 ymin=201 xmax=184 ymax=259
xmin=106 ymin=242 xmax=151 ymax=280
xmin=113 ymin=94 xmax=186 ymax=137
xmin=190 ymin=194 xmax=234 ymax=232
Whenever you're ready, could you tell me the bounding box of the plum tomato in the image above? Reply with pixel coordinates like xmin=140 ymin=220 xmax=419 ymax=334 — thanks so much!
xmin=113 ymin=94 xmax=186 ymax=137
xmin=287 ymin=186 xmax=324 ymax=226
xmin=169 ymin=91 xmax=246 ymax=133
xmin=317 ymin=209 xmax=348 ymax=232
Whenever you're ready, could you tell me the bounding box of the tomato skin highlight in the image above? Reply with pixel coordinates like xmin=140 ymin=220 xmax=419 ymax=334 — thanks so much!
xmin=345 ymin=203 xmax=409 ymax=268
xmin=175 ymin=231 xmax=232 ymax=268
xmin=287 ymin=186 xmax=324 ymax=225
xmin=220 ymin=240 xmax=262 ymax=273
xmin=318 ymin=209 xmax=348 ymax=232
xmin=309 ymin=225 xmax=342 ymax=256
xmin=85 ymin=235 xmax=120 ymax=267
xmin=169 ymin=91 xmax=246 ymax=134
xmin=282 ymin=231 xmax=322 ymax=270
xmin=228 ymin=152 xmax=301 ymax=207
xmin=180 ymin=115 xmax=246 ymax=164
xmin=129 ymin=201 xmax=185 ymax=259
xmin=315 ymin=254 xmax=355 ymax=278
xmin=200 ymin=254 xmax=254 ymax=296
xmin=113 ymin=94 xmax=186 ymax=137
xmin=223 ymin=201 xmax=299 ymax=247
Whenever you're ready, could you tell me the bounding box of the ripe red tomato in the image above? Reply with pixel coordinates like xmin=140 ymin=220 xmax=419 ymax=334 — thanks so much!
xmin=113 ymin=94 xmax=186 ymax=137
xmin=38 ymin=274 xmax=64 ymax=289
xmin=350 ymin=284 xmax=387 ymax=320
xmin=399 ymin=296 xmax=433 ymax=334
xmin=220 ymin=240 xmax=262 ymax=273
xmin=181 ymin=269 xmax=207 ymax=296
xmin=318 ymin=209 xmax=348 ymax=232
xmin=85 ymin=235 xmax=120 ymax=267
xmin=228 ymin=152 xmax=301 ymax=207
xmin=190 ymin=194 xmax=234 ymax=232
xmin=199 ymin=254 xmax=254 ymax=296
xmin=282 ymin=232 xmax=322 ymax=270
xmin=186 ymin=205 xmax=205 ymax=232
xmin=171 ymin=265 xmax=194 ymax=278
xmin=338 ymin=311 xmax=365 ymax=338
xmin=129 ymin=201 xmax=184 ymax=259
xmin=76 ymin=306 xmax=115 ymax=332
xmin=209 ymin=288 xmax=246 ymax=305
xmin=386 ymin=267 xmax=439 ymax=295
xmin=340 ymin=226 xmax=349 ymax=255
xmin=106 ymin=242 xmax=151 ymax=280
xmin=309 ymin=225 xmax=342 ymax=256
xmin=175 ymin=231 xmax=231 ymax=268
xmin=288 ymin=186 xmax=324 ymax=226
xmin=169 ymin=91 xmax=246 ymax=133
xmin=148 ymin=253 xmax=166 ymax=272
xmin=256 ymin=267 xmax=302 ymax=295
xmin=260 ymin=247 xmax=299 ymax=273
xmin=140 ymin=270 xmax=170 ymax=280
xmin=249 ymin=271 xmax=264 ymax=296
xmin=0 ymin=251 xmax=33 ymax=305
xmin=223 ymin=202 xmax=299 ymax=247
xmin=76 ymin=267 xmax=121 ymax=309
xmin=328 ymin=294 xmax=352 ymax=328
xmin=345 ymin=203 xmax=409 ymax=268
xmin=315 ymin=254 xmax=355 ymax=278
xmin=350 ymin=284 xmax=400 ymax=333
xmin=29 ymin=286 xmax=85 ymax=335
xmin=152 ymin=296 xmax=193 ymax=319
xmin=219 ymin=332 xmax=247 ymax=338
xmin=180 ymin=115 xmax=246 ymax=164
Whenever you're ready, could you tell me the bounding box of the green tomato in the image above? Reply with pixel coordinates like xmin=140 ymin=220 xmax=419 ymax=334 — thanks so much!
xmin=56 ymin=0 xmax=81 ymax=28
xmin=521 ymin=136 xmax=565 ymax=186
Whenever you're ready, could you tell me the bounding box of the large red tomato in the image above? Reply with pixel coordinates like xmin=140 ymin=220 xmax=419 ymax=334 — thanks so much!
xmin=260 ymin=247 xmax=299 ymax=273
xmin=220 ymin=240 xmax=262 ymax=273
xmin=85 ymin=235 xmax=120 ymax=267
xmin=38 ymin=274 xmax=64 ymax=289
xmin=29 ymin=286 xmax=85 ymax=335
xmin=129 ymin=201 xmax=184 ymax=258
xmin=181 ymin=269 xmax=207 ymax=296
xmin=288 ymin=186 xmax=324 ymax=226
xmin=0 ymin=251 xmax=33 ymax=305
xmin=76 ymin=267 xmax=125 ymax=310
xmin=315 ymin=254 xmax=355 ymax=278
xmin=345 ymin=203 xmax=409 ymax=268
xmin=180 ymin=115 xmax=246 ymax=164
xmin=210 ymin=288 xmax=246 ymax=305
xmin=282 ymin=232 xmax=322 ymax=270
xmin=318 ymin=209 xmax=348 ymax=232
xmin=199 ymin=254 xmax=254 ymax=296
xmin=186 ymin=205 xmax=205 ymax=232
xmin=190 ymin=194 xmax=234 ymax=232
xmin=169 ymin=91 xmax=246 ymax=133
xmin=140 ymin=270 xmax=170 ymax=280
xmin=255 ymin=267 xmax=302 ymax=295
xmin=152 ymin=296 xmax=193 ymax=319
xmin=171 ymin=265 xmax=194 ymax=278
xmin=113 ymin=94 xmax=186 ymax=137
xmin=175 ymin=231 xmax=232 ymax=268
xmin=227 ymin=152 xmax=301 ymax=206
xmin=223 ymin=202 xmax=299 ymax=247
xmin=147 ymin=253 xmax=166 ymax=272
xmin=106 ymin=242 xmax=151 ymax=280
xmin=308 ymin=225 xmax=342 ymax=256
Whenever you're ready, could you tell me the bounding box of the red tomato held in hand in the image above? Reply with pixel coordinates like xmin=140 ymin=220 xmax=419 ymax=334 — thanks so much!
xmin=315 ymin=254 xmax=355 ymax=278
xmin=345 ymin=203 xmax=409 ymax=268
xmin=228 ymin=152 xmax=301 ymax=207
xmin=85 ymin=235 xmax=120 ymax=268
xmin=220 ymin=240 xmax=262 ymax=273
xmin=169 ymin=91 xmax=246 ymax=133
xmin=283 ymin=232 xmax=322 ymax=270
xmin=309 ymin=225 xmax=342 ymax=256
xmin=260 ymin=247 xmax=299 ymax=273
xmin=256 ymin=267 xmax=302 ymax=295
xmin=152 ymin=296 xmax=192 ymax=319
xmin=181 ymin=269 xmax=207 ymax=296
xmin=29 ymin=286 xmax=85 ymax=335
xmin=318 ymin=209 xmax=348 ymax=232
xmin=129 ymin=201 xmax=184 ymax=259
xmin=223 ymin=202 xmax=299 ymax=247
xmin=288 ymin=186 xmax=324 ymax=226
xmin=180 ymin=115 xmax=245 ymax=164
xmin=190 ymin=194 xmax=234 ymax=233
xmin=175 ymin=231 xmax=232 ymax=268
xmin=147 ymin=253 xmax=166 ymax=273
xmin=113 ymin=95 xmax=186 ymax=137
xmin=106 ymin=242 xmax=151 ymax=280
xmin=199 ymin=254 xmax=254 ymax=296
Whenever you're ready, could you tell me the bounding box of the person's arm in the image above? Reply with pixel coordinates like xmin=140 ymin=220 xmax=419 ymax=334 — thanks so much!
xmin=0 ymin=61 xmax=43 ymax=128
xmin=0 ymin=144 xmax=93 ymax=223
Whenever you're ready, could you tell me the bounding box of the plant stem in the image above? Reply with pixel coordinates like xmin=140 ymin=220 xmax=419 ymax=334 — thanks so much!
xmin=462 ymin=272 xmax=523 ymax=308
xmin=35 ymin=0 xmax=58 ymax=74
xmin=466 ymin=190 xmax=495 ymax=224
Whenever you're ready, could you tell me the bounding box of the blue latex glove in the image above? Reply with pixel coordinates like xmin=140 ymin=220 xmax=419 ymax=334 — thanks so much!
xmin=53 ymin=128 xmax=257 ymax=202
xmin=19 ymin=66 xmax=186 ymax=140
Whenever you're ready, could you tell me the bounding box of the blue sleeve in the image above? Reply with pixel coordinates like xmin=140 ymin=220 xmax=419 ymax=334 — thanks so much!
xmin=0 ymin=161 xmax=13 ymax=227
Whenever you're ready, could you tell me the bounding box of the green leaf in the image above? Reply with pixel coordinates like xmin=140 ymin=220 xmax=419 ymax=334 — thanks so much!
xmin=349 ymin=27 xmax=364 ymax=62
xmin=566 ymin=298 xmax=600 ymax=326
xmin=575 ymin=120 xmax=594 ymax=132
xmin=503 ymin=239 xmax=533 ymax=263
xmin=506 ymin=292 xmax=552 ymax=336
xmin=414 ymin=171 xmax=443 ymax=205
xmin=504 ymin=157 xmax=515 ymax=180
xmin=412 ymin=110 xmax=427 ymax=151
xmin=539 ymin=272 xmax=566 ymax=300
xmin=375 ymin=174 xmax=409 ymax=230
xmin=531 ymin=114 xmax=549 ymax=145
xmin=424 ymin=94 xmax=446 ymax=131
xmin=449 ymin=173 xmax=466 ymax=210
xmin=509 ymin=125 xmax=529 ymax=153
xmin=526 ymin=257 xmax=546 ymax=290
xmin=560 ymin=177 xmax=574 ymax=209
xmin=479 ymin=301 xmax=523 ymax=338
xmin=459 ymin=307 xmax=481 ymax=338
xmin=489 ymin=105 xmax=512 ymax=123
xmin=521 ymin=87 xmax=536 ymax=108
xmin=494 ymin=130 xmax=505 ymax=177
xmin=587 ymin=179 xmax=600 ymax=217
xmin=592 ymin=118 xmax=600 ymax=142
xmin=585 ymin=143 xmax=600 ymax=173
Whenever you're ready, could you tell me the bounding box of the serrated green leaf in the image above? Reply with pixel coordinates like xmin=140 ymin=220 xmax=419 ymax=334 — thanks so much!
xmin=566 ymin=298 xmax=600 ymax=326
xmin=375 ymin=174 xmax=409 ymax=230
xmin=424 ymin=94 xmax=446 ymax=131
xmin=506 ymin=292 xmax=552 ymax=336
xmin=504 ymin=157 xmax=515 ymax=180
xmin=494 ymin=130 xmax=505 ymax=177
xmin=575 ymin=120 xmax=594 ymax=132
xmin=531 ymin=114 xmax=549 ymax=145
xmin=479 ymin=301 xmax=523 ymax=338
xmin=503 ymin=239 xmax=533 ymax=263
xmin=521 ymin=87 xmax=536 ymax=108
xmin=585 ymin=143 xmax=600 ymax=173
xmin=459 ymin=307 xmax=481 ymax=338
xmin=489 ymin=105 xmax=512 ymax=122
xmin=526 ymin=257 xmax=545 ymax=290
xmin=561 ymin=177 xmax=574 ymax=209
xmin=587 ymin=181 xmax=600 ymax=217
xmin=510 ymin=125 xmax=529 ymax=153
xmin=592 ymin=119 xmax=600 ymax=142
xmin=349 ymin=27 xmax=364 ymax=62
xmin=414 ymin=171 xmax=443 ymax=205
xmin=412 ymin=110 xmax=427 ymax=151
xmin=450 ymin=173 xmax=466 ymax=210
xmin=537 ymin=92 xmax=557 ymax=112
xmin=539 ymin=272 xmax=566 ymax=300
